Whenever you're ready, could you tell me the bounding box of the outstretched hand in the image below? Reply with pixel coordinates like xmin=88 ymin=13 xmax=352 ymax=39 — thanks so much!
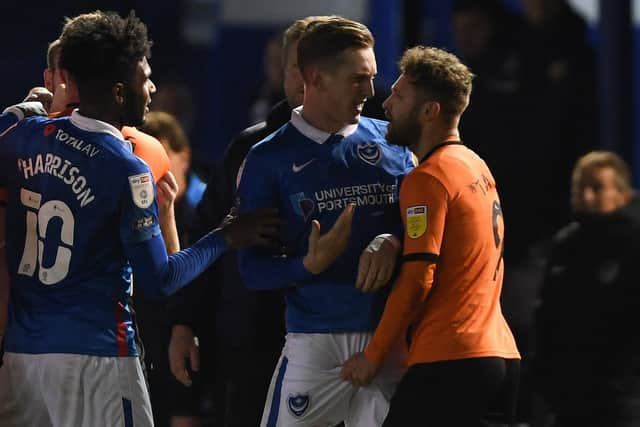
xmin=303 ymin=203 xmax=355 ymax=274
xmin=219 ymin=207 xmax=282 ymax=249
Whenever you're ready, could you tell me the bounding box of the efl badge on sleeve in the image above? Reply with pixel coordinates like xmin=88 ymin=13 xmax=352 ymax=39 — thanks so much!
xmin=406 ymin=205 xmax=427 ymax=239
xmin=128 ymin=172 xmax=153 ymax=209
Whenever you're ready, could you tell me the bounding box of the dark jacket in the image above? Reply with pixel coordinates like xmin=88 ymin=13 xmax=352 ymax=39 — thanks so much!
xmin=169 ymin=99 xmax=291 ymax=348
xmin=534 ymin=195 xmax=640 ymax=420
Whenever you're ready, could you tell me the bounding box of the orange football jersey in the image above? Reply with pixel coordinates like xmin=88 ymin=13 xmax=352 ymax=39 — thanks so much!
xmin=366 ymin=143 xmax=520 ymax=367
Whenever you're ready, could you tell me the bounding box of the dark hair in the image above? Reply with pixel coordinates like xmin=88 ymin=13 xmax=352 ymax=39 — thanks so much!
xmin=399 ymin=46 xmax=474 ymax=118
xmin=58 ymin=10 xmax=152 ymax=102
xmin=297 ymin=17 xmax=373 ymax=78
xmin=139 ymin=111 xmax=190 ymax=153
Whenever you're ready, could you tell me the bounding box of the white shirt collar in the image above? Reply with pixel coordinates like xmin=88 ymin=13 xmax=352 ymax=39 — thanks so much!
xmin=70 ymin=109 xmax=125 ymax=142
xmin=290 ymin=106 xmax=358 ymax=144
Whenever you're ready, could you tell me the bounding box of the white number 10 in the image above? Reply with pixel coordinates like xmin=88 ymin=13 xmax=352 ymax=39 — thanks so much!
xmin=18 ymin=188 xmax=75 ymax=285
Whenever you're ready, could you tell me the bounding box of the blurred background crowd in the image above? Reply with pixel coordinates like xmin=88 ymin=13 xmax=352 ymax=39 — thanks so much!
xmin=1 ymin=1 xmax=639 ymax=426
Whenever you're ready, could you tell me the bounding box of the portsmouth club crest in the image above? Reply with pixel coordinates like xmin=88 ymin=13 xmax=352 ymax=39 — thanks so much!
xmin=357 ymin=143 xmax=382 ymax=165
xmin=290 ymin=192 xmax=315 ymax=221
xmin=287 ymin=393 xmax=310 ymax=417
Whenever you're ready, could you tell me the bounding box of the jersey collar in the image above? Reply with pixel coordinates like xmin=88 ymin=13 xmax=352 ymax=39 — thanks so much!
xmin=290 ymin=106 xmax=358 ymax=144
xmin=420 ymin=140 xmax=463 ymax=164
xmin=70 ymin=110 xmax=124 ymax=142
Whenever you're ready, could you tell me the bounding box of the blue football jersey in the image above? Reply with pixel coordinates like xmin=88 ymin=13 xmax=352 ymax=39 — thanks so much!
xmin=237 ymin=108 xmax=415 ymax=333
xmin=0 ymin=112 xmax=162 ymax=357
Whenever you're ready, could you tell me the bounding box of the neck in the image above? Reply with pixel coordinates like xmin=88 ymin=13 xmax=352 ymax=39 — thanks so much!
xmin=414 ymin=122 xmax=461 ymax=160
xmin=300 ymin=97 xmax=347 ymax=134
xmin=77 ymin=105 xmax=122 ymax=130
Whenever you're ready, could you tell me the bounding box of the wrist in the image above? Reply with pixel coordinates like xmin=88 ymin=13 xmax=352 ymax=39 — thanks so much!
xmin=302 ymin=255 xmax=320 ymax=275
xmin=377 ymin=233 xmax=401 ymax=252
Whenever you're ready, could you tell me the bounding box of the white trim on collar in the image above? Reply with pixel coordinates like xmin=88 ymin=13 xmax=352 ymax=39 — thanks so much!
xmin=290 ymin=106 xmax=358 ymax=144
xmin=70 ymin=110 xmax=124 ymax=141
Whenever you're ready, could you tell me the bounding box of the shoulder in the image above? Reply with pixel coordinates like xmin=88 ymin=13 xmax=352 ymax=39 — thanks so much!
xmin=354 ymin=117 xmax=389 ymax=143
xmin=404 ymin=165 xmax=446 ymax=191
xmin=123 ymin=126 xmax=170 ymax=181
xmin=358 ymin=116 xmax=388 ymax=135
xmin=247 ymin=122 xmax=294 ymax=159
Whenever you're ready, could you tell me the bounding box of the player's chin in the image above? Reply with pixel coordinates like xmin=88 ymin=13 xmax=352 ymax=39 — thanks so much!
xmin=348 ymin=110 xmax=361 ymax=124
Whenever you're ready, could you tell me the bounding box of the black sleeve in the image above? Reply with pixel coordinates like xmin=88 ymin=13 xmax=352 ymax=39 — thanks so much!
xmin=167 ymin=128 xmax=261 ymax=329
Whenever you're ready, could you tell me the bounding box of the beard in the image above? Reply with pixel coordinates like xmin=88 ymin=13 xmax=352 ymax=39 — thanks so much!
xmin=121 ymin=84 xmax=146 ymax=127
xmin=385 ymin=109 xmax=422 ymax=149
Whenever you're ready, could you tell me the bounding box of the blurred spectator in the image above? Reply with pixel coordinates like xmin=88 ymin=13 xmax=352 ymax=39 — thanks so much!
xmin=534 ymin=151 xmax=640 ymax=427
xmin=150 ymin=80 xmax=196 ymax=149
xmin=518 ymin=0 xmax=598 ymax=230
xmin=248 ymin=31 xmax=286 ymax=124
xmin=137 ymin=111 xmax=208 ymax=427
xmin=166 ymin=16 xmax=321 ymax=427
xmin=452 ymin=1 xmax=597 ymax=423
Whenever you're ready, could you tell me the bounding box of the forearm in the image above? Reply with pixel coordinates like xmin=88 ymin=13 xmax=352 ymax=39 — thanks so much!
xmin=126 ymin=230 xmax=228 ymax=298
xmin=365 ymin=261 xmax=436 ymax=366
xmin=238 ymin=249 xmax=312 ymax=290
xmin=159 ymin=203 xmax=180 ymax=254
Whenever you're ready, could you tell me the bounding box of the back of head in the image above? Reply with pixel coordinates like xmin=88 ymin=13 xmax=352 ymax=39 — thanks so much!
xmin=297 ymin=16 xmax=373 ymax=79
xmin=58 ymin=10 xmax=152 ymax=105
xmin=46 ymin=39 xmax=62 ymax=71
xmin=139 ymin=111 xmax=190 ymax=153
xmin=283 ymin=15 xmax=339 ymax=58
xmin=399 ymin=46 xmax=474 ymax=119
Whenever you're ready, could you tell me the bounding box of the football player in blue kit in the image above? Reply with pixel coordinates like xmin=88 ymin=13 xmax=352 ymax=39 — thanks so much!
xmin=237 ymin=17 xmax=415 ymax=427
xmin=0 ymin=11 xmax=280 ymax=427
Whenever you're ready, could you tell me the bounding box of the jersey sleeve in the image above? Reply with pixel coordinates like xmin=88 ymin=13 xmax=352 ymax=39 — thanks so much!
xmin=236 ymin=148 xmax=313 ymax=290
xmin=400 ymin=170 xmax=448 ymax=263
xmin=364 ymin=170 xmax=448 ymax=366
xmin=0 ymin=118 xmax=20 ymax=207
xmin=119 ymin=161 xmax=162 ymax=245
xmin=118 ymin=158 xmax=228 ymax=298
xmin=0 ymin=111 xmax=19 ymax=135
xmin=122 ymin=126 xmax=170 ymax=183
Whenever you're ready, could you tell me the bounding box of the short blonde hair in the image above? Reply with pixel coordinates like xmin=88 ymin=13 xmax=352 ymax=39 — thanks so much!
xmin=282 ymin=16 xmax=337 ymax=62
xmin=297 ymin=17 xmax=373 ymax=78
xmin=399 ymin=46 xmax=474 ymax=118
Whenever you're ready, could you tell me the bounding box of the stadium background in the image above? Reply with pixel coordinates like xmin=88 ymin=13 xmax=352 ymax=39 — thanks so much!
xmin=0 ymin=0 xmax=637 ymax=185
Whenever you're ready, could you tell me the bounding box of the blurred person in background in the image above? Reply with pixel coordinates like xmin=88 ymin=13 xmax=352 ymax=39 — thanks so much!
xmin=167 ymin=16 xmax=330 ymax=427
xmin=137 ymin=111 xmax=207 ymax=427
xmin=534 ymin=151 xmax=640 ymax=427
xmin=453 ymin=2 xmax=597 ymax=423
xmin=248 ymin=31 xmax=286 ymax=124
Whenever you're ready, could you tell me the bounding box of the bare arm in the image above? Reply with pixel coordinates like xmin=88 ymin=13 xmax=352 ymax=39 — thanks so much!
xmin=156 ymin=171 xmax=180 ymax=254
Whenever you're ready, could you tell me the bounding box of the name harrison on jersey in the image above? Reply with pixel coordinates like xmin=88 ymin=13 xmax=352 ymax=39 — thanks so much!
xmin=17 ymin=153 xmax=95 ymax=208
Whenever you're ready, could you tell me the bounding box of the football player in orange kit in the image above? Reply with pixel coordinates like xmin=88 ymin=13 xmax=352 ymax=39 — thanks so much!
xmin=341 ymin=46 xmax=521 ymax=426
